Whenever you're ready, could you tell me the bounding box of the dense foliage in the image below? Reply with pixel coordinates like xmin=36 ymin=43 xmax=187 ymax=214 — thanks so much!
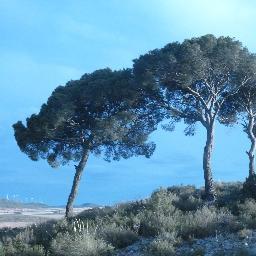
xmin=13 ymin=35 xmax=256 ymax=209
xmin=1 ymin=183 xmax=256 ymax=255
xmin=13 ymin=68 xmax=161 ymax=166
xmin=10 ymin=35 xmax=256 ymax=255
xmin=13 ymin=68 xmax=163 ymax=217
xmin=133 ymin=34 xmax=256 ymax=200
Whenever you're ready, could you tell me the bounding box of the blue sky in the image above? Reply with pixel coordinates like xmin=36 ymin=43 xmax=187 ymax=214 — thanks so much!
xmin=0 ymin=0 xmax=256 ymax=205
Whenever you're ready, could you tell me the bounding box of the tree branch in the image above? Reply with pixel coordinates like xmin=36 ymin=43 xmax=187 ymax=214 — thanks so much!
xmin=185 ymin=87 xmax=210 ymax=112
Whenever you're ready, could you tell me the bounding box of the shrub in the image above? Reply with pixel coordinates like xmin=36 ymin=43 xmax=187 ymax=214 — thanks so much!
xmin=50 ymin=232 xmax=114 ymax=256
xmin=242 ymin=175 xmax=256 ymax=199
xmin=11 ymin=245 xmax=45 ymax=256
xmin=78 ymin=207 xmax=115 ymax=220
xmin=168 ymin=185 xmax=203 ymax=212
xmin=179 ymin=206 xmax=237 ymax=239
xmin=138 ymin=188 xmax=182 ymax=237
xmin=173 ymin=194 xmax=202 ymax=212
xmin=239 ymin=199 xmax=256 ymax=228
xmin=0 ymin=184 xmax=253 ymax=255
xmin=99 ymin=224 xmax=138 ymax=249
xmin=114 ymin=200 xmax=147 ymax=216
xmin=148 ymin=188 xmax=178 ymax=215
xmin=0 ymin=243 xmax=4 ymax=256
xmin=183 ymin=247 xmax=205 ymax=256
xmin=148 ymin=238 xmax=175 ymax=256
xmin=237 ymin=228 xmax=253 ymax=240
xmin=215 ymin=182 xmax=243 ymax=212
xmin=2 ymin=238 xmax=45 ymax=256
xmin=139 ymin=210 xmax=181 ymax=237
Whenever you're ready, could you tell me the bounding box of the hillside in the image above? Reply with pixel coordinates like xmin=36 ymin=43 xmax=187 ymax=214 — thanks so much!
xmin=0 ymin=199 xmax=48 ymax=209
xmin=0 ymin=199 xmax=100 ymax=209
xmin=1 ymin=182 xmax=256 ymax=255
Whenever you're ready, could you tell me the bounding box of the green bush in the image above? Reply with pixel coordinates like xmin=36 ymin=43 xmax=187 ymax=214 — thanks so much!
xmin=139 ymin=210 xmax=181 ymax=237
xmin=31 ymin=220 xmax=59 ymax=250
xmin=174 ymin=195 xmax=202 ymax=212
xmin=179 ymin=206 xmax=237 ymax=239
xmin=10 ymin=245 xmax=45 ymax=256
xmin=0 ymin=183 xmax=254 ymax=255
xmin=100 ymin=224 xmax=138 ymax=248
xmin=239 ymin=199 xmax=256 ymax=228
xmin=2 ymin=239 xmax=45 ymax=256
xmin=183 ymin=247 xmax=205 ymax=256
xmin=78 ymin=207 xmax=115 ymax=220
xmin=237 ymin=228 xmax=253 ymax=240
xmin=149 ymin=188 xmax=178 ymax=215
xmin=168 ymin=186 xmax=203 ymax=211
xmin=137 ymin=189 xmax=181 ymax=236
xmin=215 ymin=182 xmax=243 ymax=209
xmin=148 ymin=238 xmax=175 ymax=256
xmin=50 ymin=232 xmax=114 ymax=256
xmin=242 ymin=175 xmax=256 ymax=199
xmin=0 ymin=243 xmax=4 ymax=256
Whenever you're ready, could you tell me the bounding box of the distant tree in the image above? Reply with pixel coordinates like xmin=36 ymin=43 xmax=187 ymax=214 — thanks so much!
xmin=13 ymin=68 xmax=162 ymax=218
xmin=220 ymin=85 xmax=256 ymax=178
xmin=133 ymin=35 xmax=251 ymax=200
xmin=239 ymin=87 xmax=256 ymax=178
xmin=219 ymin=52 xmax=256 ymax=192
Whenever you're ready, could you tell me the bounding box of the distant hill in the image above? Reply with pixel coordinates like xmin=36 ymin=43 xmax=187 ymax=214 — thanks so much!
xmin=76 ymin=203 xmax=100 ymax=208
xmin=0 ymin=198 xmax=100 ymax=209
xmin=0 ymin=198 xmax=48 ymax=208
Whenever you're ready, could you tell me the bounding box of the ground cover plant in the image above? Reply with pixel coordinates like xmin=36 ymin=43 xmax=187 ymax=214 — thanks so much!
xmin=1 ymin=182 xmax=256 ymax=255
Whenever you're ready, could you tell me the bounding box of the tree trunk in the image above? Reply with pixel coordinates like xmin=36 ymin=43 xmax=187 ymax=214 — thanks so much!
xmin=247 ymin=116 xmax=256 ymax=178
xmin=203 ymin=122 xmax=216 ymax=201
xmin=65 ymin=150 xmax=89 ymax=218
xmin=247 ymin=139 xmax=256 ymax=178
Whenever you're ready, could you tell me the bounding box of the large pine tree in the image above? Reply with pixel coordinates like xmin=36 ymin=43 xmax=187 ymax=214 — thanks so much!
xmin=133 ymin=35 xmax=252 ymax=200
xmin=13 ymin=68 xmax=162 ymax=217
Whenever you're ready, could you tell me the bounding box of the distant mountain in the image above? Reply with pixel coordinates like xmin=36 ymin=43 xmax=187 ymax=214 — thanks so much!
xmin=0 ymin=198 xmax=100 ymax=209
xmin=0 ymin=198 xmax=48 ymax=208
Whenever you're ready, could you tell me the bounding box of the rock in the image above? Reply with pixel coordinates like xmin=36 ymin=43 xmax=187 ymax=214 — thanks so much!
xmin=116 ymin=238 xmax=153 ymax=256
xmin=116 ymin=230 xmax=256 ymax=255
xmin=176 ymin=231 xmax=256 ymax=255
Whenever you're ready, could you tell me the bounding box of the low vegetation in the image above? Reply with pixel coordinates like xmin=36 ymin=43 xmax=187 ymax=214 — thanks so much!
xmin=1 ymin=182 xmax=256 ymax=255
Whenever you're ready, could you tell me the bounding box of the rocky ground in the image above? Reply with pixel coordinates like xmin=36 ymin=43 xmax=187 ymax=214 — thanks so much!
xmin=116 ymin=238 xmax=153 ymax=256
xmin=176 ymin=232 xmax=256 ymax=255
xmin=116 ymin=232 xmax=256 ymax=255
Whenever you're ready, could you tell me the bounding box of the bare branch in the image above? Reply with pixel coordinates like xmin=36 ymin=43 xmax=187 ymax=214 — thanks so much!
xmin=185 ymin=86 xmax=210 ymax=113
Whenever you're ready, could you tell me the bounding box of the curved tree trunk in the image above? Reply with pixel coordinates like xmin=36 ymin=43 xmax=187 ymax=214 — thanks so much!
xmin=246 ymin=116 xmax=256 ymax=178
xmin=65 ymin=150 xmax=89 ymax=218
xmin=247 ymin=139 xmax=256 ymax=178
xmin=203 ymin=122 xmax=215 ymax=201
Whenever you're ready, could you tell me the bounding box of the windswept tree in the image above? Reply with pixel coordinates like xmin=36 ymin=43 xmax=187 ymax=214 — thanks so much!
xmin=219 ymin=52 xmax=256 ymax=192
xmin=238 ymin=87 xmax=256 ymax=178
xmin=13 ymin=68 xmax=162 ymax=217
xmin=220 ymin=84 xmax=256 ymax=179
xmin=133 ymin=35 xmax=251 ymax=200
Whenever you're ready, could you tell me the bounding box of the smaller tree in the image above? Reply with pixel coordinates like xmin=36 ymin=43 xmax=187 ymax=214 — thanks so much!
xmin=227 ymin=87 xmax=256 ymax=175
xmin=13 ymin=68 xmax=162 ymax=218
xmin=219 ymin=53 xmax=256 ymax=196
xmin=133 ymin=35 xmax=251 ymax=200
